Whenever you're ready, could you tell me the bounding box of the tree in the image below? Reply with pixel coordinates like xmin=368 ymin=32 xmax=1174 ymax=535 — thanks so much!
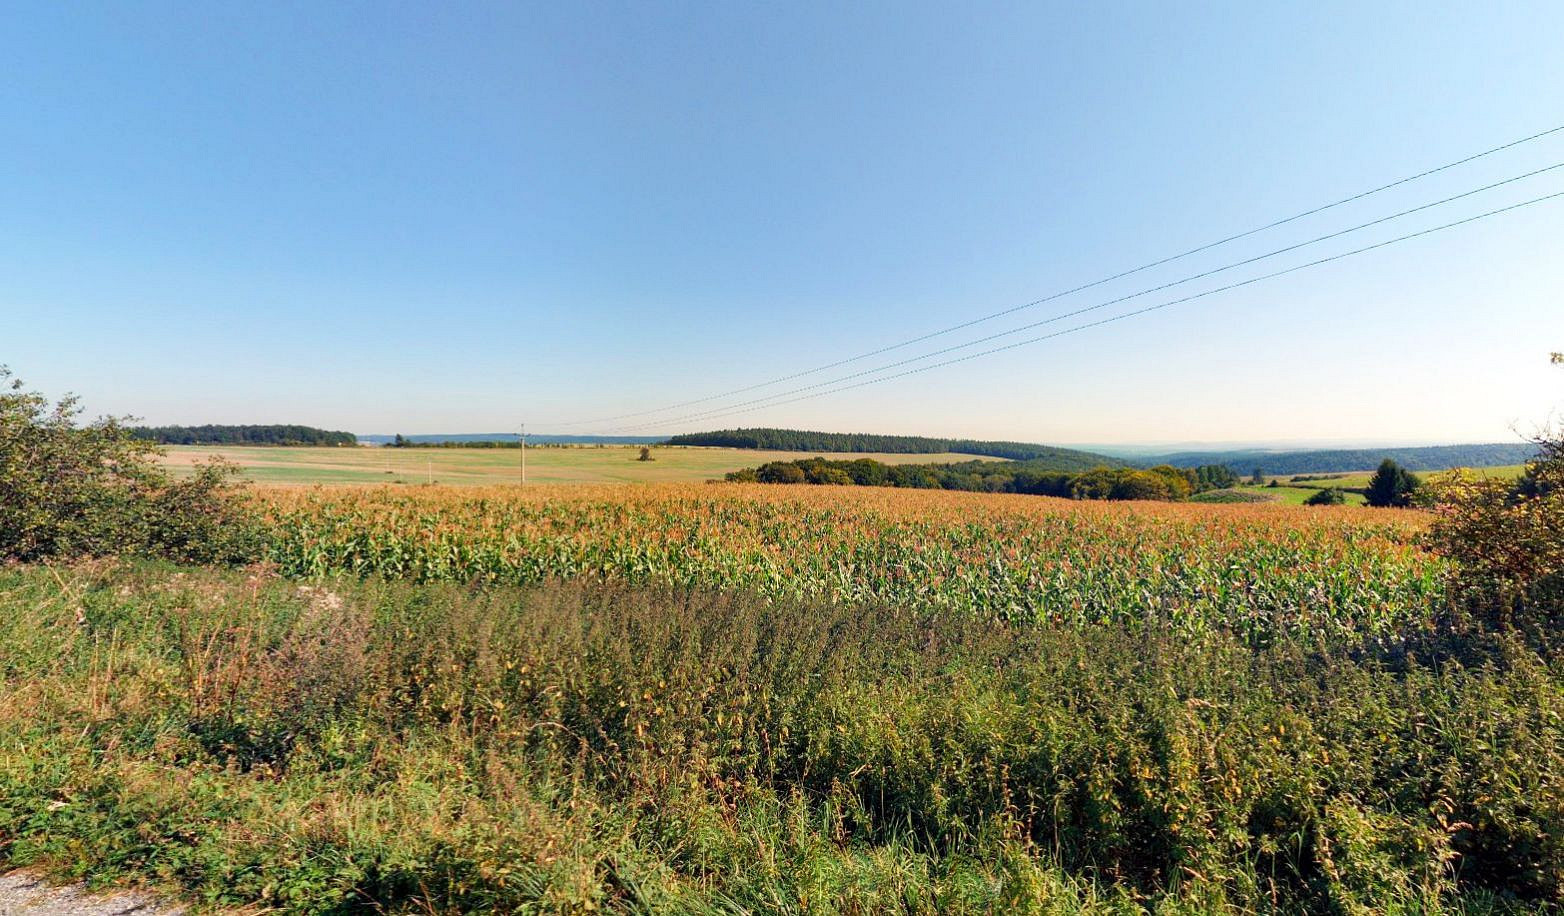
xmin=637 ymin=447 xmax=654 ymax=462
xmin=1070 ymin=468 xmax=1119 ymax=500
xmin=1364 ymin=459 xmax=1421 ymax=508
xmin=1251 ymin=467 xmax=1264 ymax=486
xmin=755 ymin=462 xmax=806 ymax=484
xmin=844 ymin=459 xmax=889 ymax=487
xmin=1109 ymin=471 xmax=1175 ymax=501
xmin=1304 ymin=487 xmax=1346 ymax=506
xmin=392 ymin=434 xmax=409 ymax=448
xmin=1143 ymin=465 xmax=1193 ymax=500
xmin=1194 ymin=465 xmax=1238 ymax=492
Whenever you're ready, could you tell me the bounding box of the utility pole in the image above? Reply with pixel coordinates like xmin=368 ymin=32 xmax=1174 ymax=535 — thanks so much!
xmin=519 ymin=423 xmax=527 ymax=486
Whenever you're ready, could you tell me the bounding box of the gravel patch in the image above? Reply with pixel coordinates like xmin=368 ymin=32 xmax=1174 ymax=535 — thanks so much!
xmin=0 ymin=872 xmax=184 ymax=916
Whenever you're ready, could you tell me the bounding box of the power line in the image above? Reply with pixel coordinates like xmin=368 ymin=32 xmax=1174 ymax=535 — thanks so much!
xmin=554 ymin=121 xmax=1564 ymax=428
xmin=611 ymin=188 xmax=1564 ymax=433
xmin=599 ymin=168 xmax=1564 ymax=432
xmin=603 ymin=162 xmax=1562 ymax=430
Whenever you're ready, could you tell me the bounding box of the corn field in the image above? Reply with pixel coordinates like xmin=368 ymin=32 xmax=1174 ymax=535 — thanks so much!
xmin=257 ymin=483 xmax=1443 ymax=642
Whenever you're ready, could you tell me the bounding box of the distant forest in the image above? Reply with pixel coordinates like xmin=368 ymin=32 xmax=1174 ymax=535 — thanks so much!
xmin=381 ymin=436 xmax=638 ymax=449
xmin=1145 ymin=442 xmax=1538 ymax=475
xmin=673 ymin=428 xmax=1535 ymax=476
xmin=360 ymin=433 xmax=663 ymax=446
xmin=728 ymin=456 xmax=1238 ymax=502
xmin=667 ymin=428 xmax=1118 ymax=469
xmin=131 ymin=425 xmax=357 ymax=446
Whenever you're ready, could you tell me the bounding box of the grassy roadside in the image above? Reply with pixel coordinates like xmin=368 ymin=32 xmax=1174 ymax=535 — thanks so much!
xmin=1 ymin=561 xmax=1559 ymax=913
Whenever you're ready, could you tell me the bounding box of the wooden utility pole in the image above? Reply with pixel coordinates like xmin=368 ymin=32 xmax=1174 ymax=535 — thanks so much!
xmin=520 ymin=423 xmax=527 ymax=485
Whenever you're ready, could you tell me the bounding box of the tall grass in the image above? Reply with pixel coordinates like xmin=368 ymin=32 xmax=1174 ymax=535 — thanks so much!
xmin=1 ymin=561 xmax=1558 ymax=912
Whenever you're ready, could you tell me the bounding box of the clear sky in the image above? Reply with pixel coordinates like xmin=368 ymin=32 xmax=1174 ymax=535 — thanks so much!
xmin=5 ymin=1 xmax=1562 ymax=446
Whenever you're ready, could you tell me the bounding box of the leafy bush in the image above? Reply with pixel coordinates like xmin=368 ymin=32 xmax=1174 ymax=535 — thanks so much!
xmin=0 ymin=369 xmax=259 ymax=563
xmin=1304 ymin=487 xmax=1347 ymax=506
xmin=1427 ymin=433 xmax=1564 ymax=624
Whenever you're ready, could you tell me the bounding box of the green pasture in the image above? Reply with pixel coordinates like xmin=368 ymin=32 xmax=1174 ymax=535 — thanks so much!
xmin=1273 ymin=465 xmax=1526 ymax=491
xmin=161 ymin=444 xmax=1001 ymax=486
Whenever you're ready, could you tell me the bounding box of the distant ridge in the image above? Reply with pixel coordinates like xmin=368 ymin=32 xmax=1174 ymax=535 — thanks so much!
xmin=1138 ymin=442 xmax=1537 ymax=475
xmin=665 ymin=428 xmax=1122 ymax=470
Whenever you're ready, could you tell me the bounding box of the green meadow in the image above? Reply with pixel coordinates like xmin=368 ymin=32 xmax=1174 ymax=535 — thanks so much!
xmin=160 ymin=445 xmax=1002 ymax=486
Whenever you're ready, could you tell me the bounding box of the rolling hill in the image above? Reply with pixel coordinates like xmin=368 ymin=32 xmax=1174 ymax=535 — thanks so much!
xmin=665 ymin=428 xmax=1123 ymax=470
xmin=1139 ymin=442 xmax=1537 ymax=475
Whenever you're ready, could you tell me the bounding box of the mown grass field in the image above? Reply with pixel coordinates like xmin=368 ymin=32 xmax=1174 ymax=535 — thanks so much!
xmin=1271 ymin=465 xmax=1527 ymax=491
xmin=1210 ymin=466 xmax=1527 ymax=506
xmin=1227 ymin=483 xmax=1368 ymax=505
xmin=161 ymin=445 xmax=1001 ymax=486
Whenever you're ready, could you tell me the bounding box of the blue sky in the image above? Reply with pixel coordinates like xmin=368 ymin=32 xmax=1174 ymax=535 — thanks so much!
xmin=4 ymin=1 xmax=1562 ymax=445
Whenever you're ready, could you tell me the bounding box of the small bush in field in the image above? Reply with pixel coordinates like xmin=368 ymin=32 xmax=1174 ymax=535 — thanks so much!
xmin=0 ymin=368 xmax=259 ymax=563
xmin=1305 ymin=486 xmax=1347 ymax=506
xmin=1427 ymin=432 xmax=1564 ymax=624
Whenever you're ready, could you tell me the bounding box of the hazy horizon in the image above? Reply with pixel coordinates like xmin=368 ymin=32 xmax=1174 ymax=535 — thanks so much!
xmin=174 ymin=426 xmax=1542 ymax=454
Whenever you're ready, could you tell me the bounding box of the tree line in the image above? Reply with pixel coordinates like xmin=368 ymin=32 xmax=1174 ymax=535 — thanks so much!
xmin=668 ymin=427 xmax=1117 ymax=468
xmin=383 ymin=435 xmax=627 ymax=450
xmin=726 ymin=456 xmax=1238 ymax=501
xmin=131 ymin=424 xmax=357 ymax=446
xmin=1148 ymin=442 xmax=1537 ymax=476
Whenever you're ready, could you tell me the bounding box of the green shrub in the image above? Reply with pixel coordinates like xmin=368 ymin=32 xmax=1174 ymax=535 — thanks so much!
xmin=1427 ymin=432 xmax=1564 ymax=625
xmin=1304 ymin=487 xmax=1347 ymax=506
xmin=0 ymin=368 xmax=258 ymax=563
